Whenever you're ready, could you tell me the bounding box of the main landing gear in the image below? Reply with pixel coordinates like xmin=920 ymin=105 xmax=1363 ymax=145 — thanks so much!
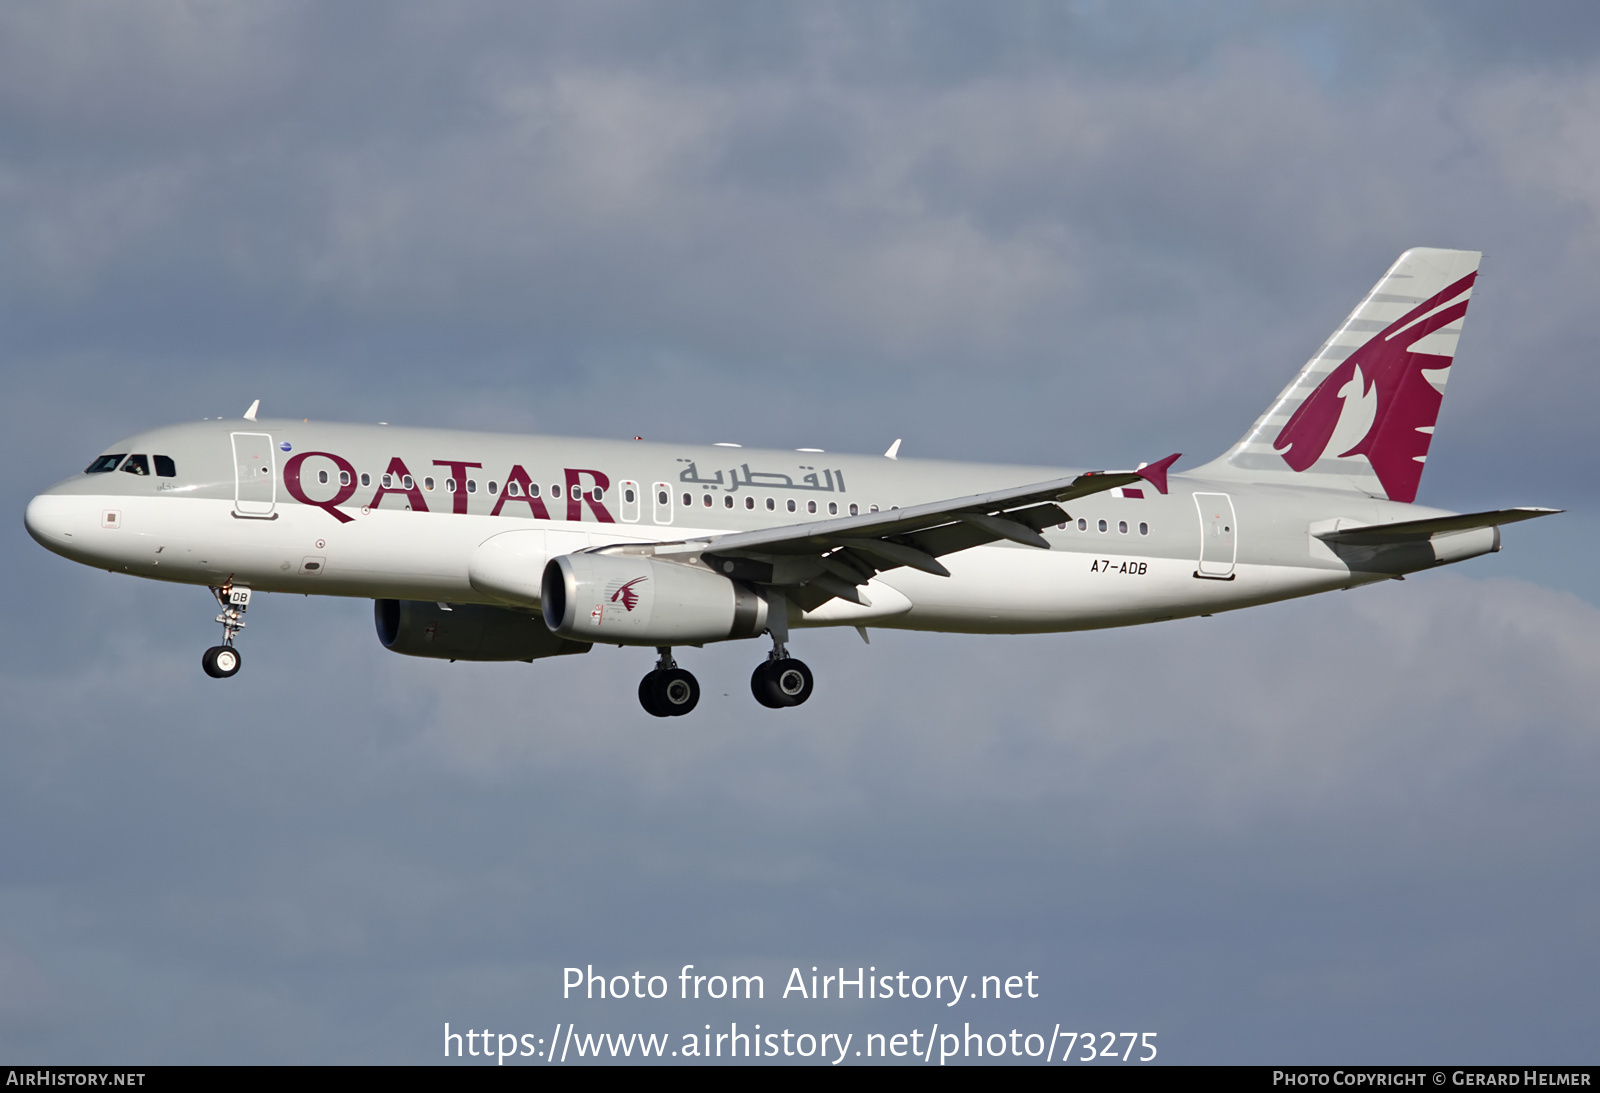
xmin=635 ymin=620 xmax=815 ymax=717
xmin=639 ymin=647 xmax=701 ymax=717
xmin=751 ymin=640 xmax=813 ymax=709
xmin=635 ymin=648 xmax=814 ymax=716
xmin=202 ymin=584 xmax=250 ymax=680
xmin=750 ymin=600 xmax=812 ymax=709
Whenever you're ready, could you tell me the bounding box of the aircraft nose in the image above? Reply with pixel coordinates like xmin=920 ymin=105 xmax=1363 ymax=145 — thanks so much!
xmin=24 ymin=492 xmax=82 ymax=551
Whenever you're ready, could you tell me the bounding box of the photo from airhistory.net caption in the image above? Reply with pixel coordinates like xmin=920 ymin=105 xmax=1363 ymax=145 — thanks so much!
xmin=451 ymin=962 xmax=1153 ymax=1064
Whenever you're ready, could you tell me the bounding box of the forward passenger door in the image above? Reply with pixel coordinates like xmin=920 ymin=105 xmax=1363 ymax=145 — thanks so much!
xmin=231 ymin=432 xmax=277 ymax=518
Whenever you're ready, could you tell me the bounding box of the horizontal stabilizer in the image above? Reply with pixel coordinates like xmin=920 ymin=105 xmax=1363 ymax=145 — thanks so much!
xmin=1316 ymin=507 xmax=1561 ymax=545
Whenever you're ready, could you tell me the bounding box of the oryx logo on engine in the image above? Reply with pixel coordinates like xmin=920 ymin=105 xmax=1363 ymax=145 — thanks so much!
xmin=607 ymin=576 xmax=648 ymax=612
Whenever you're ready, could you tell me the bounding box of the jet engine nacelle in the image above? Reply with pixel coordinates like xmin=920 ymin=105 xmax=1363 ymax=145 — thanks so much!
xmin=541 ymin=552 xmax=768 ymax=645
xmin=374 ymin=599 xmax=591 ymax=662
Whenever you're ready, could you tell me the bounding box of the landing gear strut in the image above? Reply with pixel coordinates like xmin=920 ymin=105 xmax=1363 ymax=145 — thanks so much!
xmin=202 ymin=584 xmax=250 ymax=679
xmin=639 ymin=647 xmax=700 ymax=717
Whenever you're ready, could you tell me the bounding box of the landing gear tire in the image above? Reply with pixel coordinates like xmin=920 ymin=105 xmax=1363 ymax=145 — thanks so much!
xmin=202 ymin=645 xmax=241 ymax=679
xmin=751 ymin=658 xmax=813 ymax=708
xmin=640 ymin=668 xmax=700 ymax=717
xmin=639 ymin=673 xmax=666 ymax=717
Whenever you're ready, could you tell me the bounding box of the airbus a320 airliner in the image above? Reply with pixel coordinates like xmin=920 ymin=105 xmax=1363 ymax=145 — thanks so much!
xmin=25 ymin=249 xmax=1557 ymax=716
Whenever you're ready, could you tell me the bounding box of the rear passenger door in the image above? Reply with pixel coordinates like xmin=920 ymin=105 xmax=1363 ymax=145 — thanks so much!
xmin=1193 ymin=492 xmax=1236 ymax=578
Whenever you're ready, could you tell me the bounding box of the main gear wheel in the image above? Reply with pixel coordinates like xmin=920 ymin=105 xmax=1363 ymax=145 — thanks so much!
xmin=751 ymin=658 xmax=813 ymax=708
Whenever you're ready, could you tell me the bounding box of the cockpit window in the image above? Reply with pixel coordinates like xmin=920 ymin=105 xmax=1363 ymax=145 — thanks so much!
xmin=154 ymin=455 xmax=176 ymax=478
xmin=120 ymin=454 xmax=150 ymax=476
xmin=86 ymin=454 xmax=125 ymax=474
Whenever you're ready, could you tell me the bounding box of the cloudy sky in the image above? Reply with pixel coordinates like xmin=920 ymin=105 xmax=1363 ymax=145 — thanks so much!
xmin=3 ymin=1 xmax=1598 ymax=1064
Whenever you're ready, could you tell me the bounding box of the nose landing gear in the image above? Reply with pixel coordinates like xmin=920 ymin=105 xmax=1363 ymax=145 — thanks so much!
xmin=639 ymin=647 xmax=700 ymax=717
xmin=202 ymin=584 xmax=250 ymax=679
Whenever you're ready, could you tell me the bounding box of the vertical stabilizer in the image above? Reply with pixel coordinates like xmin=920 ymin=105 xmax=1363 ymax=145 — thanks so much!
xmin=1194 ymin=248 xmax=1481 ymax=501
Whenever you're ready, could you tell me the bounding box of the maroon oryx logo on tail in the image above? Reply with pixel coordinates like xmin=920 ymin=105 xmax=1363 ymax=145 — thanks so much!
xmin=609 ymin=576 xmax=648 ymax=612
xmin=1273 ymin=271 xmax=1476 ymax=503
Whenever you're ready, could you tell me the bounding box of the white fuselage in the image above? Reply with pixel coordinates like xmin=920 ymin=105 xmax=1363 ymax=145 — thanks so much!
xmin=25 ymin=418 xmax=1485 ymax=639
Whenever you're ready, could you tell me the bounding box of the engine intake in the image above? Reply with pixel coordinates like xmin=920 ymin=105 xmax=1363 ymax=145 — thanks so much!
xmin=374 ymin=600 xmax=591 ymax=662
xmin=542 ymin=552 xmax=767 ymax=645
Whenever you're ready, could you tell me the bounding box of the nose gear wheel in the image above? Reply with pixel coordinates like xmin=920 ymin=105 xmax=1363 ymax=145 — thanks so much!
xmin=202 ymin=645 xmax=241 ymax=678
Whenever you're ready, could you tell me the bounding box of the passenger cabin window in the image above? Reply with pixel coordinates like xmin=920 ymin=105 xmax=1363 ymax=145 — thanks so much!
xmin=382 ymin=473 xmax=393 ymax=488
xmin=1098 ymin=519 xmax=1108 ymax=532
xmin=424 ymin=477 xmax=435 ymax=491
xmin=360 ymin=473 xmax=371 ymax=487
xmin=787 ymin=499 xmax=797 ymax=513
xmin=446 ymin=479 xmax=456 ymax=492
xmin=1119 ymin=520 xmax=1128 ymax=534
xmin=402 ymin=475 xmax=414 ymax=489
xmin=339 ymin=470 xmax=350 ymax=486
xmin=86 ymin=454 xmax=126 ymax=474
xmin=508 ymin=481 xmax=521 ymax=496
xmin=1139 ymin=522 xmax=1149 ymax=535
xmin=766 ymin=497 xmax=775 ymax=511
xmin=528 ymin=483 xmax=540 ymax=497
xmin=466 ymin=480 xmax=477 ymax=493
xmin=1078 ymin=518 xmax=1087 ymax=531
xmin=154 ymin=455 xmax=176 ymax=478
xmin=682 ymin=492 xmax=692 ymax=506
xmin=488 ymin=481 xmax=499 ymax=495
xmin=318 ymin=470 xmax=329 ymax=484
xmin=703 ymin=494 xmax=713 ymax=507
xmin=745 ymin=496 xmax=754 ymax=510
xmin=807 ymin=500 xmax=817 ymax=514
xmin=121 ymin=454 xmax=150 ymax=476
xmin=657 ymin=490 xmax=668 ymax=505
xmin=551 ymin=485 xmax=561 ymax=499
xmin=828 ymin=502 xmax=837 ymax=515
xmin=723 ymin=495 xmax=733 ymax=508
xmin=849 ymin=503 xmax=858 ymax=516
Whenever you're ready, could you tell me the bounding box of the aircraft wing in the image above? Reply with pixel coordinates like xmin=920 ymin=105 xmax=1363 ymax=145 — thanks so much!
xmin=656 ymin=454 xmax=1181 ymax=610
xmin=1315 ymin=507 xmax=1562 ymax=545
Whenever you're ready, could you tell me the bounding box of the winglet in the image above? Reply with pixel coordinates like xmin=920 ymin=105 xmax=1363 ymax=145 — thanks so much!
xmin=884 ymin=439 xmax=902 ymax=460
xmin=1134 ymin=453 xmax=1181 ymax=495
xmin=243 ymin=399 xmax=260 ymax=422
